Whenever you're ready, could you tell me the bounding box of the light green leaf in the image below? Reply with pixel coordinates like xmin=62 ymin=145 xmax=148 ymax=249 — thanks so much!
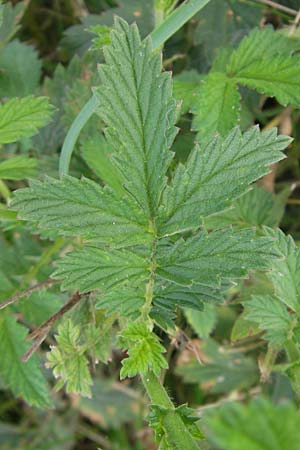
xmin=46 ymin=319 xmax=92 ymax=398
xmin=0 ymin=96 xmax=53 ymax=144
xmin=0 ymin=314 xmax=51 ymax=408
xmin=53 ymin=246 xmax=148 ymax=292
xmin=11 ymin=175 xmax=152 ymax=247
xmin=185 ymin=304 xmax=217 ymax=338
xmin=265 ymin=228 xmax=300 ymax=312
xmin=96 ymin=17 xmax=178 ymax=217
xmin=205 ymin=398 xmax=300 ymax=450
xmin=158 ymin=127 xmax=290 ymax=235
xmin=120 ymin=322 xmax=168 ymax=379
xmin=0 ymin=40 xmax=41 ymax=97
xmin=245 ymin=295 xmax=292 ymax=346
xmin=192 ymin=72 xmax=240 ymax=141
xmin=0 ymin=156 xmax=37 ymax=180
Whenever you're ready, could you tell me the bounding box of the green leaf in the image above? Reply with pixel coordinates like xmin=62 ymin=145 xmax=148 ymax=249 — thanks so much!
xmin=185 ymin=304 xmax=217 ymax=338
xmin=0 ymin=96 xmax=54 ymax=144
xmin=96 ymin=17 xmax=178 ymax=217
xmin=120 ymin=322 xmax=168 ymax=379
xmin=53 ymin=246 xmax=148 ymax=292
xmin=157 ymin=228 xmax=278 ymax=288
xmin=0 ymin=314 xmax=51 ymax=408
xmin=46 ymin=319 xmax=92 ymax=398
xmin=0 ymin=1 xmax=28 ymax=44
xmin=192 ymin=72 xmax=240 ymax=141
xmin=173 ymin=70 xmax=202 ymax=115
xmin=245 ymin=295 xmax=292 ymax=347
xmin=158 ymin=127 xmax=290 ymax=235
xmin=205 ymin=397 xmax=300 ymax=450
xmin=0 ymin=156 xmax=37 ymax=180
xmin=265 ymin=228 xmax=300 ymax=311
xmin=228 ymin=27 xmax=300 ymax=106
xmin=0 ymin=40 xmax=41 ymax=97
xmin=11 ymin=175 xmax=152 ymax=247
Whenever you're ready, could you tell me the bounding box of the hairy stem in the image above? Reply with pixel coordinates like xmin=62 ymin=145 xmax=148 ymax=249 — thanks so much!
xmin=141 ymin=371 xmax=201 ymax=450
xmin=59 ymin=0 xmax=211 ymax=177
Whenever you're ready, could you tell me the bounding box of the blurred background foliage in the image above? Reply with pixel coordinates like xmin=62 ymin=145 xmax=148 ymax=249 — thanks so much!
xmin=0 ymin=0 xmax=300 ymax=449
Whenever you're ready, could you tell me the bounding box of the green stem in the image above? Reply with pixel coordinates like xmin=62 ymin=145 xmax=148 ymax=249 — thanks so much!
xmin=59 ymin=96 xmax=98 ymax=177
xmin=141 ymin=371 xmax=200 ymax=450
xmin=151 ymin=0 xmax=210 ymax=49
xmin=59 ymin=0 xmax=211 ymax=177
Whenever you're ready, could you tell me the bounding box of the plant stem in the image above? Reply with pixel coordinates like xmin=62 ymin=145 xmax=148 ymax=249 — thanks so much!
xmin=141 ymin=371 xmax=201 ymax=450
xmin=59 ymin=0 xmax=211 ymax=177
xmin=151 ymin=0 xmax=210 ymax=49
xmin=59 ymin=96 xmax=98 ymax=177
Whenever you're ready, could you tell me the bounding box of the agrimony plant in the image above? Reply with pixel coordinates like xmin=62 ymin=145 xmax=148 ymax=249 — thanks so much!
xmin=11 ymin=17 xmax=293 ymax=449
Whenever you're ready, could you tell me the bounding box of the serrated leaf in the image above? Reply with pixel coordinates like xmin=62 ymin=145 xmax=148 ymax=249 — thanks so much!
xmin=53 ymin=246 xmax=148 ymax=292
xmin=228 ymin=27 xmax=299 ymax=74
xmin=158 ymin=127 xmax=290 ymax=235
xmin=120 ymin=322 xmax=168 ymax=378
xmin=192 ymin=72 xmax=240 ymax=141
xmin=0 ymin=156 xmax=37 ymax=180
xmin=11 ymin=175 xmax=152 ymax=246
xmin=96 ymin=18 xmax=178 ymax=217
xmin=0 ymin=40 xmax=41 ymax=97
xmin=0 ymin=314 xmax=51 ymax=408
xmin=205 ymin=398 xmax=300 ymax=450
xmin=228 ymin=27 xmax=300 ymax=106
xmin=0 ymin=97 xmax=53 ymax=144
xmin=157 ymin=229 xmax=277 ymax=288
xmin=245 ymin=295 xmax=292 ymax=346
xmin=265 ymin=228 xmax=300 ymax=311
xmin=46 ymin=319 xmax=92 ymax=398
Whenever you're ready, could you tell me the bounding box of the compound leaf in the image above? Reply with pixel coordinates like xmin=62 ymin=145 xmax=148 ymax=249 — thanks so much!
xmin=120 ymin=322 xmax=168 ymax=379
xmin=46 ymin=319 xmax=92 ymax=398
